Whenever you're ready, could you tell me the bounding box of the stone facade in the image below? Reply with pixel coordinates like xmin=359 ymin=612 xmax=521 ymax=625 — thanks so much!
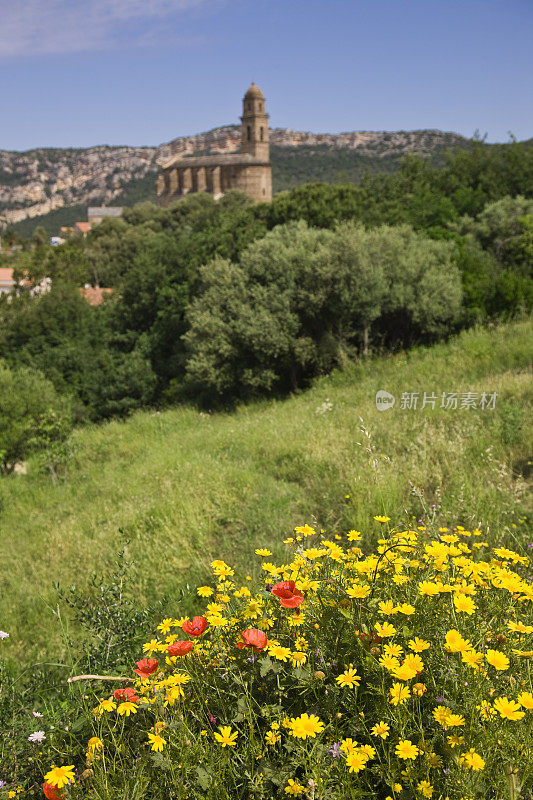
xmin=88 ymin=206 xmax=123 ymax=226
xmin=157 ymin=83 xmax=272 ymax=205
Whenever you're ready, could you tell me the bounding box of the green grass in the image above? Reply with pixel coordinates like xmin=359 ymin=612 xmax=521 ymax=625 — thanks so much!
xmin=1 ymin=320 xmax=531 ymax=664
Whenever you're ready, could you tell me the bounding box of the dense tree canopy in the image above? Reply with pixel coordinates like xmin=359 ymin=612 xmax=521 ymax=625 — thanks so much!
xmin=184 ymin=221 xmax=463 ymax=403
xmin=0 ymin=139 xmax=531 ymax=418
xmin=451 ymin=195 xmax=533 ymax=274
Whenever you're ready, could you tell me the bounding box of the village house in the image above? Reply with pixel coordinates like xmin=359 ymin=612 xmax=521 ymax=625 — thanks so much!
xmin=80 ymin=285 xmax=113 ymax=306
xmin=0 ymin=267 xmax=50 ymax=296
xmin=88 ymin=207 xmax=123 ymax=226
xmin=0 ymin=267 xmax=15 ymax=294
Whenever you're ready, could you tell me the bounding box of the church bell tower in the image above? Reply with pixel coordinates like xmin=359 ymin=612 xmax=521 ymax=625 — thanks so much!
xmin=240 ymin=82 xmax=269 ymax=161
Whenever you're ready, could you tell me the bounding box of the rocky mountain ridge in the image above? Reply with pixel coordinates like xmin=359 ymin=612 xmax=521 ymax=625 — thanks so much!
xmin=1 ymin=126 xmax=469 ymax=227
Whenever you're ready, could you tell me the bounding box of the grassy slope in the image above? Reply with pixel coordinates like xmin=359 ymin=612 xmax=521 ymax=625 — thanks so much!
xmin=1 ymin=321 xmax=531 ymax=662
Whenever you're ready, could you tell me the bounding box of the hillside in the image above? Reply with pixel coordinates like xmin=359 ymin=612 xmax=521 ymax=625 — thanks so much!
xmin=1 ymin=127 xmax=472 ymax=235
xmin=0 ymin=320 xmax=531 ymax=664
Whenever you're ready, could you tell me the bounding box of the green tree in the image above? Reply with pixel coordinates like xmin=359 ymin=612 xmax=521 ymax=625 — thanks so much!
xmin=184 ymin=256 xmax=296 ymax=401
xmin=490 ymin=270 xmax=533 ymax=317
xmin=373 ymin=226 xmax=463 ymax=345
xmin=0 ymin=228 xmax=21 ymax=248
xmin=519 ymin=214 xmax=533 ymax=264
xmin=31 ymin=225 xmax=49 ymax=247
xmin=184 ymin=221 xmax=463 ymax=403
xmin=452 ymin=241 xmax=498 ymax=325
xmin=0 ymin=362 xmax=72 ymax=473
xmin=451 ymin=195 xmax=533 ymax=274
xmin=0 ymin=282 xmax=157 ymax=421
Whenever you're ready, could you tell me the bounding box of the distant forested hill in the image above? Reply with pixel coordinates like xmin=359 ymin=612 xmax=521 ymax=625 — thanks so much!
xmin=270 ymin=139 xmax=470 ymax=191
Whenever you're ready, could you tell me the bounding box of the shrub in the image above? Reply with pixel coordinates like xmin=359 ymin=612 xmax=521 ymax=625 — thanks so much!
xmin=0 ymin=362 xmax=72 ymax=474
xmin=27 ymin=518 xmax=533 ymax=800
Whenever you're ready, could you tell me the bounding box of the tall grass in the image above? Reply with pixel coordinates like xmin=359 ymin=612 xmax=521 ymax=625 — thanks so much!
xmin=0 ymin=320 xmax=531 ymax=664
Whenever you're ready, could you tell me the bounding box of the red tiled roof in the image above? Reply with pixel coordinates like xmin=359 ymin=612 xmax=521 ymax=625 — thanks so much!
xmin=74 ymin=222 xmax=91 ymax=233
xmin=80 ymin=286 xmax=113 ymax=306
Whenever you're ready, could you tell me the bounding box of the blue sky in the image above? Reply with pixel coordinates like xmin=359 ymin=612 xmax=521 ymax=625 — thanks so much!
xmin=2 ymin=0 xmax=532 ymax=151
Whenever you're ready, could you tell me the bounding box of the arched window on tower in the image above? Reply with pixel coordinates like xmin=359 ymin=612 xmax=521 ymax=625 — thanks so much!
xmin=260 ymin=127 xmax=264 ymax=141
xmin=247 ymin=125 xmax=251 ymax=141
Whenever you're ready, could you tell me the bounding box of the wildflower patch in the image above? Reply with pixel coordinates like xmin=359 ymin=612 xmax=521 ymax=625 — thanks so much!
xmin=34 ymin=521 xmax=533 ymax=798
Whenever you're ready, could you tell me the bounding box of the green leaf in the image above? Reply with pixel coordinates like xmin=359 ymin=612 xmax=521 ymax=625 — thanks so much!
xmin=196 ymin=766 xmax=211 ymax=789
xmin=151 ymin=751 xmax=171 ymax=771
xmin=293 ymin=665 xmax=312 ymax=681
xmin=70 ymin=716 xmax=86 ymax=733
xmin=260 ymin=657 xmax=273 ymax=677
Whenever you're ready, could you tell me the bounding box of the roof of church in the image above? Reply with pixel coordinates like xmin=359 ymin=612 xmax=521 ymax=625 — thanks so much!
xmin=244 ymin=82 xmax=264 ymax=99
xmin=162 ymin=153 xmax=269 ymax=169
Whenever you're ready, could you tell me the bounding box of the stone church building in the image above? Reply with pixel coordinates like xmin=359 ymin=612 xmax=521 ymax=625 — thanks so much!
xmin=156 ymin=83 xmax=272 ymax=205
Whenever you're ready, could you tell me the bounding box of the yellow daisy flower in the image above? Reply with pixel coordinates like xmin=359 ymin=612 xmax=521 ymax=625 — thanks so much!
xmin=409 ymin=637 xmax=430 ymax=652
xmin=375 ymin=622 xmax=396 ymax=638
xmin=485 ymin=649 xmax=509 ymax=670
xmin=395 ymin=740 xmax=419 ymax=760
xmin=289 ymin=713 xmax=324 ymax=739
xmin=147 ymin=733 xmax=166 ymax=751
xmin=493 ymin=696 xmax=525 ymax=721
xmin=371 ymin=721 xmax=390 ymax=739
xmin=336 ymin=665 xmax=361 ymax=688
xmin=213 ymin=725 xmax=238 ymax=747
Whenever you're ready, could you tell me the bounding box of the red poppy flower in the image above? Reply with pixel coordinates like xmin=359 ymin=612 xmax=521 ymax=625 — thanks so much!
xmin=237 ymin=628 xmax=268 ymax=653
xmin=43 ymin=783 xmax=62 ymax=800
xmin=167 ymin=640 xmax=194 ymax=656
xmin=182 ymin=616 xmax=208 ymax=637
xmin=359 ymin=632 xmax=382 ymax=647
xmin=133 ymin=658 xmax=159 ymax=678
xmin=114 ymin=686 xmax=140 ymax=703
xmin=271 ymin=580 xmax=304 ymax=608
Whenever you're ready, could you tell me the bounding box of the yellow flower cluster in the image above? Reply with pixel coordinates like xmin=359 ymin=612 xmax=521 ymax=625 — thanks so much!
xmin=53 ymin=518 xmax=531 ymax=800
